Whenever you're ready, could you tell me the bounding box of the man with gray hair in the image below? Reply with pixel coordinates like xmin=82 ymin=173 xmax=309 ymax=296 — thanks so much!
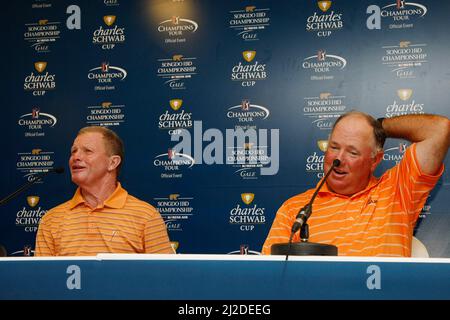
xmin=262 ymin=112 xmax=449 ymax=257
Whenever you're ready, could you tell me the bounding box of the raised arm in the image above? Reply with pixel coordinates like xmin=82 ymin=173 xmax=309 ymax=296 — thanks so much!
xmin=381 ymin=114 xmax=450 ymax=175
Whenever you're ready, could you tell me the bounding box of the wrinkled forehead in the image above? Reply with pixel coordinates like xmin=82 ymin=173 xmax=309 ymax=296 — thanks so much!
xmin=72 ymin=132 xmax=106 ymax=149
xmin=330 ymin=115 xmax=376 ymax=147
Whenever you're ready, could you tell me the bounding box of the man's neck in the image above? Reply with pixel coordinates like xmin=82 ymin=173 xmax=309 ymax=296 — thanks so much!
xmin=80 ymin=179 xmax=118 ymax=209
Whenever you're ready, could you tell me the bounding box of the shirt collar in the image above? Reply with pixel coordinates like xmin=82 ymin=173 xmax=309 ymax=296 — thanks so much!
xmin=68 ymin=182 xmax=128 ymax=209
xmin=317 ymin=175 xmax=380 ymax=198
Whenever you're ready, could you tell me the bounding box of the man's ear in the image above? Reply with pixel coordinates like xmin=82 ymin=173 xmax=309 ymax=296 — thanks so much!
xmin=108 ymin=155 xmax=121 ymax=172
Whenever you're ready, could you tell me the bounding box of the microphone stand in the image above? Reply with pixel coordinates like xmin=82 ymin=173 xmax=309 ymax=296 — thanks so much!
xmin=0 ymin=168 xmax=64 ymax=206
xmin=273 ymin=160 xmax=340 ymax=259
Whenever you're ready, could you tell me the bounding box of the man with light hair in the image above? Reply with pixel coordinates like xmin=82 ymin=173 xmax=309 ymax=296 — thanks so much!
xmin=263 ymin=112 xmax=449 ymax=257
xmin=35 ymin=126 xmax=174 ymax=256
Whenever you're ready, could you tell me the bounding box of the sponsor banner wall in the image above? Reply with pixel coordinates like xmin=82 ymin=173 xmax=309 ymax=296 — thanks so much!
xmin=1 ymin=0 xmax=449 ymax=257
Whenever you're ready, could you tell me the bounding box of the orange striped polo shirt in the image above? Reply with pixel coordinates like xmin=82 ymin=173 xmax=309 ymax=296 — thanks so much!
xmin=35 ymin=183 xmax=174 ymax=256
xmin=262 ymin=144 xmax=444 ymax=257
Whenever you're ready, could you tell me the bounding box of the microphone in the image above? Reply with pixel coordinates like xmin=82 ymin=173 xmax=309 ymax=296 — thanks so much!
xmin=290 ymin=159 xmax=340 ymax=236
xmin=0 ymin=167 xmax=64 ymax=206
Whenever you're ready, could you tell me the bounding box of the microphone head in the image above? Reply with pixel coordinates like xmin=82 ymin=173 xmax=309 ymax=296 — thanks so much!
xmin=332 ymin=159 xmax=341 ymax=167
xmin=53 ymin=167 xmax=65 ymax=174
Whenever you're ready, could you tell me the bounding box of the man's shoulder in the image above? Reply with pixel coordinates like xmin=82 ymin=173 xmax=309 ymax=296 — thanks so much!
xmin=281 ymin=189 xmax=315 ymax=208
xmin=125 ymin=193 xmax=159 ymax=214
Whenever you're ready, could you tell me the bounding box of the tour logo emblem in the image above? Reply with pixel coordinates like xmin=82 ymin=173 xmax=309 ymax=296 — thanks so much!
xmin=88 ymin=62 xmax=127 ymax=91
xmin=366 ymin=1 xmax=428 ymax=30
xmin=302 ymin=50 xmax=346 ymax=81
xmin=153 ymin=148 xmax=195 ymax=179
xmin=18 ymin=107 xmax=57 ymax=137
xmin=157 ymin=16 xmax=198 ymax=44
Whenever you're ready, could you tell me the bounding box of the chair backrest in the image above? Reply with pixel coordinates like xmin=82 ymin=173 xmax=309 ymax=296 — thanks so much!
xmin=411 ymin=236 xmax=429 ymax=258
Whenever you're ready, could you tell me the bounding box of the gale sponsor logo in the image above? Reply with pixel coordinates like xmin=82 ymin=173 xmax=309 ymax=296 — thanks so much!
xmin=92 ymin=15 xmax=126 ymax=50
xmin=157 ymin=54 xmax=198 ymax=90
xmin=226 ymin=99 xmax=270 ymax=128
xmin=229 ymin=193 xmax=266 ymax=232
xmin=381 ymin=41 xmax=428 ymax=79
xmin=155 ymin=193 xmax=194 ymax=232
xmin=16 ymin=149 xmax=55 ymax=180
xmin=383 ymin=142 xmax=408 ymax=165
xmin=24 ymin=19 xmax=61 ymax=53
xmin=86 ymin=101 xmax=125 ymax=127
xmin=15 ymin=195 xmax=47 ymax=233
xmin=231 ymin=51 xmax=268 ymax=87
xmin=18 ymin=107 xmax=57 ymax=137
xmin=302 ymin=50 xmax=346 ymax=81
xmin=157 ymin=16 xmax=198 ymax=44
xmin=385 ymin=89 xmax=425 ymax=118
xmin=305 ymin=140 xmax=328 ymax=179
xmin=24 ymin=62 xmax=56 ymax=96
xmin=87 ymin=62 xmax=127 ymax=91
xmin=367 ymin=1 xmax=428 ymax=30
xmin=229 ymin=5 xmax=271 ymax=41
xmin=153 ymin=148 xmax=195 ymax=179
xmin=303 ymin=92 xmax=346 ymax=130
xmin=306 ymin=1 xmax=344 ymax=37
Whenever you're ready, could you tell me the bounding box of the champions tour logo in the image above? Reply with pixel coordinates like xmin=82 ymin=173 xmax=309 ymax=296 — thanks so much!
xmin=153 ymin=148 xmax=195 ymax=179
xmin=86 ymin=101 xmax=125 ymax=127
xmin=383 ymin=142 xmax=408 ymax=165
xmin=158 ymin=99 xmax=193 ymax=135
xmin=381 ymin=41 xmax=428 ymax=79
xmin=228 ymin=5 xmax=271 ymax=41
xmin=302 ymin=50 xmax=346 ymax=81
xmin=306 ymin=1 xmax=344 ymax=37
xmin=92 ymin=15 xmax=126 ymax=50
xmin=155 ymin=193 xmax=194 ymax=232
xmin=88 ymin=62 xmax=127 ymax=91
xmin=23 ymin=62 xmax=56 ymax=96
xmin=385 ymin=89 xmax=425 ymax=118
xmin=231 ymin=51 xmax=268 ymax=87
xmin=18 ymin=107 xmax=57 ymax=137
xmin=15 ymin=195 xmax=47 ymax=233
xmin=157 ymin=54 xmax=198 ymax=90
xmin=303 ymin=92 xmax=346 ymax=130
xmin=229 ymin=193 xmax=266 ymax=232
xmin=16 ymin=149 xmax=55 ymax=181
xmin=366 ymin=1 xmax=428 ymax=30
xmin=157 ymin=16 xmax=198 ymax=44
xmin=24 ymin=19 xmax=61 ymax=53
xmin=226 ymin=99 xmax=270 ymax=130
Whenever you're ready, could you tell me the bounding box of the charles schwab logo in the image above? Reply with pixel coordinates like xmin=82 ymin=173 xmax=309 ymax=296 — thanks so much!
xmin=23 ymin=62 xmax=56 ymax=96
xmin=229 ymin=193 xmax=266 ymax=232
xmin=385 ymin=89 xmax=425 ymax=117
xmin=18 ymin=107 xmax=57 ymax=137
xmin=302 ymin=50 xmax=346 ymax=81
xmin=305 ymin=140 xmax=328 ymax=179
xmin=92 ymin=15 xmax=126 ymax=50
xmin=16 ymin=195 xmax=47 ymax=232
xmin=306 ymin=1 xmax=344 ymax=37
xmin=231 ymin=51 xmax=268 ymax=87
xmin=158 ymin=16 xmax=198 ymax=44
xmin=367 ymin=1 xmax=428 ymax=30
xmin=88 ymin=62 xmax=127 ymax=91
xmin=158 ymin=99 xmax=193 ymax=135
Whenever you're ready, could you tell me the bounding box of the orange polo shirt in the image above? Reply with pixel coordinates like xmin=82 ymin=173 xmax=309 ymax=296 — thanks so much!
xmin=35 ymin=183 xmax=174 ymax=256
xmin=262 ymin=144 xmax=443 ymax=257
